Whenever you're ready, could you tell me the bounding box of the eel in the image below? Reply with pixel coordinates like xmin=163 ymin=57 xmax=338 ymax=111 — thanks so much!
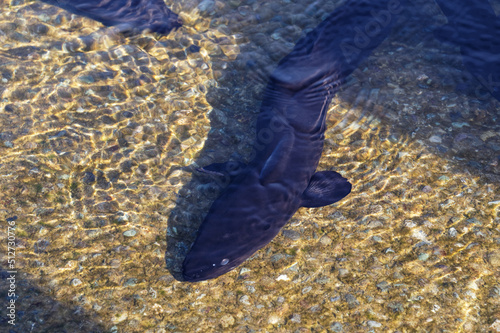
xmin=39 ymin=0 xmax=181 ymax=35
xmin=433 ymin=0 xmax=500 ymax=101
xmin=182 ymin=0 xmax=403 ymax=282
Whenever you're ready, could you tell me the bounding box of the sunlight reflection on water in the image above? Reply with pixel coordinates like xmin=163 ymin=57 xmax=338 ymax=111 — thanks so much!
xmin=0 ymin=0 xmax=499 ymax=332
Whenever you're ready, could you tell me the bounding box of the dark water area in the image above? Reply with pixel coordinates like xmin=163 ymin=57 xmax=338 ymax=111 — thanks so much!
xmin=1 ymin=0 xmax=500 ymax=332
xmin=433 ymin=0 xmax=500 ymax=102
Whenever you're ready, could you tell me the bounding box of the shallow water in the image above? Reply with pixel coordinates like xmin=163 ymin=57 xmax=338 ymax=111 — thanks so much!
xmin=0 ymin=0 xmax=500 ymax=332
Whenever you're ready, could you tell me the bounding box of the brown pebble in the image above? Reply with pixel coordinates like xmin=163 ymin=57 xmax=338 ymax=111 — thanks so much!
xmin=487 ymin=252 xmax=500 ymax=267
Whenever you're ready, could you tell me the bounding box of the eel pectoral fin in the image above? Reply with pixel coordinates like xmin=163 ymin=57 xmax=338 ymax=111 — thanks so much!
xmin=300 ymin=171 xmax=352 ymax=208
xmin=259 ymin=131 xmax=294 ymax=185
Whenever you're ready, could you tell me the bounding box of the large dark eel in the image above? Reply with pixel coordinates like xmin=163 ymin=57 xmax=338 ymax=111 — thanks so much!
xmin=39 ymin=0 xmax=181 ymax=35
xmin=182 ymin=0 xmax=403 ymax=282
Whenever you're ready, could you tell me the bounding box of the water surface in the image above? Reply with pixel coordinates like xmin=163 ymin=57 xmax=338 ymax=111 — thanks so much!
xmin=0 ymin=0 xmax=499 ymax=332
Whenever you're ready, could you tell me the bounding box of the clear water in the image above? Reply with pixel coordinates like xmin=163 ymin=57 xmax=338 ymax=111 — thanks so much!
xmin=0 ymin=0 xmax=499 ymax=332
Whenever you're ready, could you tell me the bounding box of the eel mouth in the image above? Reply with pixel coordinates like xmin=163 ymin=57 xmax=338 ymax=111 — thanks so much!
xmin=182 ymin=254 xmax=240 ymax=282
xmin=181 ymin=264 xmax=223 ymax=283
xmin=181 ymin=257 xmax=216 ymax=282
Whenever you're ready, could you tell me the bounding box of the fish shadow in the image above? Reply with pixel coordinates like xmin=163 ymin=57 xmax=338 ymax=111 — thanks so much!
xmin=164 ymin=66 xmax=263 ymax=280
xmin=0 ymin=268 xmax=105 ymax=332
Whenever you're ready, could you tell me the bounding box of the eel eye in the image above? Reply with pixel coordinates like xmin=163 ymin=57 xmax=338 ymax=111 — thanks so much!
xmin=221 ymin=258 xmax=229 ymax=265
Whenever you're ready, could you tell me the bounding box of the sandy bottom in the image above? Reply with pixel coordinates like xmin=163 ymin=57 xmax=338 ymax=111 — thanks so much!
xmin=0 ymin=0 xmax=499 ymax=332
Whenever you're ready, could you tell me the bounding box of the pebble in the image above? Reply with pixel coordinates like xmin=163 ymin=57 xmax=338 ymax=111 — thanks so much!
xmin=466 ymin=218 xmax=481 ymax=225
xmin=268 ymin=314 xmax=283 ymax=325
xmin=95 ymin=202 xmax=117 ymax=213
xmin=198 ymin=0 xmax=215 ymax=13
xmin=86 ymin=229 xmax=102 ymax=238
xmin=310 ymin=305 xmax=321 ymax=312
xmin=270 ymin=253 xmax=285 ymax=262
xmin=466 ymin=243 xmax=478 ymax=250
xmin=123 ymin=229 xmax=137 ymax=237
xmin=338 ymin=268 xmax=349 ymax=277
xmin=109 ymin=259 xmax=121 ymax=268
xmin=82 ymin=172 xmax=96 ymax=184
xmin=240 ymin=267 xmax=251 ymax=274
xmin=34 ymin=239 xmax=50 ymax=253
xmin=369 ymin=204 xmax=383 ymax=214
xmin=123 ymin=278 xmax=137 ymax=287
xmin=78 ymin=75 xmax=95 ymax=84
xmin=319 ymin=235 xmax=332 ymax=245
xmin=404 ymin=220 xmax=417 ymax=228
xmin=387 ymin=134 xmax=398 ymax=144
xmin=448 ymin=227 xmax=458 ymax=238
xmin=345 ymin=293 xmax=360 ymax=309
xmin=271 ymin=32 xmax=281 ymax=40
xmin=452 ymin=122 xmax=469 ymax=128
xmin=331 ymin=322 xmax=343 ymax=332
xmin=417 ymin=74 xmax=429 ymax=81
xmin=422 ymin=185 xmax=432 ymax=193
xmin=111 ymin=312 xmax=128 ymax=323
xmin=238 ymin=6 xmax=250 ymax=16
xmin=35 ymin=208 xmax=54 ymax=217
xmin=239 ymin=295 xmax=251 ymax=305
xmin=377 ymin=281 xmax=389 ymax=292
xmin=38 ymin=13 xmax=50 ymax=22
xmin=418 ymin=253 xmax=430 ymax=261
xmin=487 ymin=252 xmax=500 ymax=267
xmin=490 ymin=320 xmax=500 ymax=332
xmin=276 ymin=274 xmax=289 ymax=281
xmin=315 ymin=276 xmax=331 ymax=284
xmin=220 ymin=314 xmax=235 ymax=328
xmin=440 ymin=199 xmax=454 ymax=208
xmin=464 ymin=290 xmax=476 ymax=300
xmin=282 ymin=229 xmax=300 ymax=241
xmin=480 ymin=130 xmax=497 ymax=141
xmin=429 ymin=135 xmax=442 ymax=143
xmin=388 ymin=302 xmax=404 ymax=312
xmin=70 ymin=278 xmax=82 ymax=286
xmin=116 ymin=213 xmax=130 ymax=223
xmin=50 ymin=130 xmax=67 ymax=138
xmin=367 ymin=320 xmax=382 ymax=328
xmin=367 ymin=220 xmax=383 ymax=228
xmin=329 ymin=211 xmax=345 ymax=220
xmin=285 ymin=262 xmax=299 ymax=272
